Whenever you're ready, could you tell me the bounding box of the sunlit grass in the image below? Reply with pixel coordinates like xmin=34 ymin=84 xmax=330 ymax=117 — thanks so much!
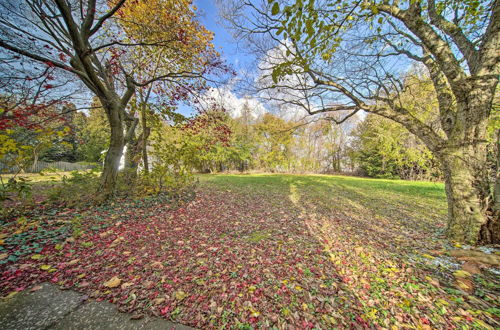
xmin=0 ymin=172 xmax=69 ymax=183
xmin=198 ymin=173 xmax=448 ymax=223
xmin=1 ymin=170 xmax=100 ymax=184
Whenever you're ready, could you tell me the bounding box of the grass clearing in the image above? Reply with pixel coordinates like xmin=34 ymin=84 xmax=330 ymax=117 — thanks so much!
xmin=199 ymin=173 xmax=447 ymax=229
xmin=1 ymin=170 xmax=98 ymax=184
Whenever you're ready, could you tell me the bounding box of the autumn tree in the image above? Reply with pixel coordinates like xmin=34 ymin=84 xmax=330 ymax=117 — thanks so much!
xmin=116 ymin=0 xmax=225 ymax=175
xmin=222 ymin=0 xmax=500 ymax=244
xmin=0 ymin=0 xmax=223 ymax=199
xmin=0 ymin=93 xmax=77 ymax=175
xmin=255 ymin=113 xmax=295 ymax=172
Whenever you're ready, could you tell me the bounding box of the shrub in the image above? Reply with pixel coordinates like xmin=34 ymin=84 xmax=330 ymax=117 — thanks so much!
xmin=47 ymin=169 xmax=100 ymax=207
xmin=0 ymin=176 xmax=33 ymax=220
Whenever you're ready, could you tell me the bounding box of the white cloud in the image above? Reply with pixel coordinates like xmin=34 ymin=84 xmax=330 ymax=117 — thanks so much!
xmin=254 ymin=41 xmax=314 ymax=122
xmin=200 ymin=83 xmax=267 ymax=119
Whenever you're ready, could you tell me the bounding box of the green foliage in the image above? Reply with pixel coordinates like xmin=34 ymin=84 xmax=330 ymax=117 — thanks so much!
xmin=0 ymin=176 xmax=32 ymax=202
xmin=132 ymin=121 xmax=197 ymax=197
xmin=70 ymin=216 xmax=83 ymax=238
xmin=0 ymin=176 xmax=32 ymax=220
xmin=73 ymin=101 xmax=109 ymax=163
xmin=351 ymin=114 xmax=439 ymax=180
xmin=47 ymin=169 xmax=100 ymax=207
xmin=255 ymin=113 xmax=295 ymax=172
xmin=267 ymin=0 xmax=492 ymax=84
xmin=349 ymin=70 xmax=444 ymax=180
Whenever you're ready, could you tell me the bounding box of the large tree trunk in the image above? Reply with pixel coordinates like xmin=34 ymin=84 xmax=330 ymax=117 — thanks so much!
xmin=488 ymin=132 xmax=500 ymax=243
xmin=441 ymin=80 xmax=497 ymax=244
xmin=124 ymin=121 xmax=137 ymax=172
xmin=495 ymin=133 xmax=500 ymax=213
xmin=440 ymin=149 xmax=489 ymax=244
xmin=99 ymin=105 xmax=125 ymax=200
xmin=124 ymin=127 xmax=150 ymax=173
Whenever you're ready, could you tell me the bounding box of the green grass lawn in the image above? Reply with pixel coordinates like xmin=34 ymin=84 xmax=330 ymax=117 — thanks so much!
xmin=199 ymin=174 xmax=448 ymax=239
xmin=1 ymin=171 xmax=96 ymax=183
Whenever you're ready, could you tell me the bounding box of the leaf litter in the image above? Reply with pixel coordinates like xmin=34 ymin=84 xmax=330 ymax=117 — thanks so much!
xmin=0 ymin=175 xmax=499 ymax=329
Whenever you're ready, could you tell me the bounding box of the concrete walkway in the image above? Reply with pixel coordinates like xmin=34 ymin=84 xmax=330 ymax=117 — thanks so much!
xmin=0 ymin=283 xmax=193 ymax=330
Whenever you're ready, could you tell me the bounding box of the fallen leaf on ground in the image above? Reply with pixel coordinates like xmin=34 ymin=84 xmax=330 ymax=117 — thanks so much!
xmin=103 ymin=276 xmax=121 ymax=288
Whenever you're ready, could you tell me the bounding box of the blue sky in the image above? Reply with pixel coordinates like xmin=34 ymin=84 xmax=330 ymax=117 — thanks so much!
xmin=195 ymin=0 xmax=252 ymax=71
xmin=177 ymin=0 xmax=252 ymax=117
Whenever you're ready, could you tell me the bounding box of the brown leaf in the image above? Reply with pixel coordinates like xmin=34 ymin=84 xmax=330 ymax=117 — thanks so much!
xmin=99 ymin=230 xmax=112 ymax=238
xmin=450 ymin=249 xmax=500 ymax=266
xmin=110 ymin=236 xmax=124 ymax=247
xmin=68 ymin=258 xmax=80 ymax=265
xmin=30 ymin=285 xmax=43 ymax=292
xmin=153 ymin=298 xmax=166 ymax=305
xmin=456 ymin=278 xmax=474 ymax=293
xmin=150 ymin=261 xmax=164 ymax=270
xmin=462 ymin=261 xmax=481 ymax=275
xmin=130 ymin=314 xmax=144 ymax=320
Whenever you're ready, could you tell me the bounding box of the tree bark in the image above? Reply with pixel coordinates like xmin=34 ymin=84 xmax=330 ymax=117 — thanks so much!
xmin=141 ymin=105 xmax=150 ymax=174
xmin=99 ymin=104 xmax=125 ymax=200
xmin=487 ymin=132 xmax=500 ymax=243
xmin=124 ymin=135 xmax=136 ymax=171
xmin=439 ymin=149 xmax=488 ymax=244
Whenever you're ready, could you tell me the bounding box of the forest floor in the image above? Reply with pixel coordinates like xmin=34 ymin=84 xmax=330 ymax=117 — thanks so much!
xmin=0 ymin=174 xmax=499 ymax=329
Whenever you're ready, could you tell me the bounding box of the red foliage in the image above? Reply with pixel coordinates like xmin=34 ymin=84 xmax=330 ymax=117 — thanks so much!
xmin=0 ymin=100 xmax=67 ymax=131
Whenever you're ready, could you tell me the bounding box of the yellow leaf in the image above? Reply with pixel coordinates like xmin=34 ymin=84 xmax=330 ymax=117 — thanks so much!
xmin=175 ymin=290 xmax=187 ymax=300
xmin=437 ymin=299 xmax=449 ymax=306
xmin=453 ymin=270 xmax=472 ymax=278
xmin=473 ymin=320 xmax=493 ymax=330
xmin=103 ymin=276 xmax=121 ymax=288
xmin=2 ymin=291 xmax=18 ymax=299
xmin=31 ymin=254 xmax=43 ymax=260
xmin=0 ymin=253 xmax=8 ymax=260
xmin=40 ymin=265 xmax=51 ymax=271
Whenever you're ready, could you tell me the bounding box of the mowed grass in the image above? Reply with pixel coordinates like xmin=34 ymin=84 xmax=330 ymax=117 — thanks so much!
xmin=198 ymin=173 xmax=448 ymax=227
